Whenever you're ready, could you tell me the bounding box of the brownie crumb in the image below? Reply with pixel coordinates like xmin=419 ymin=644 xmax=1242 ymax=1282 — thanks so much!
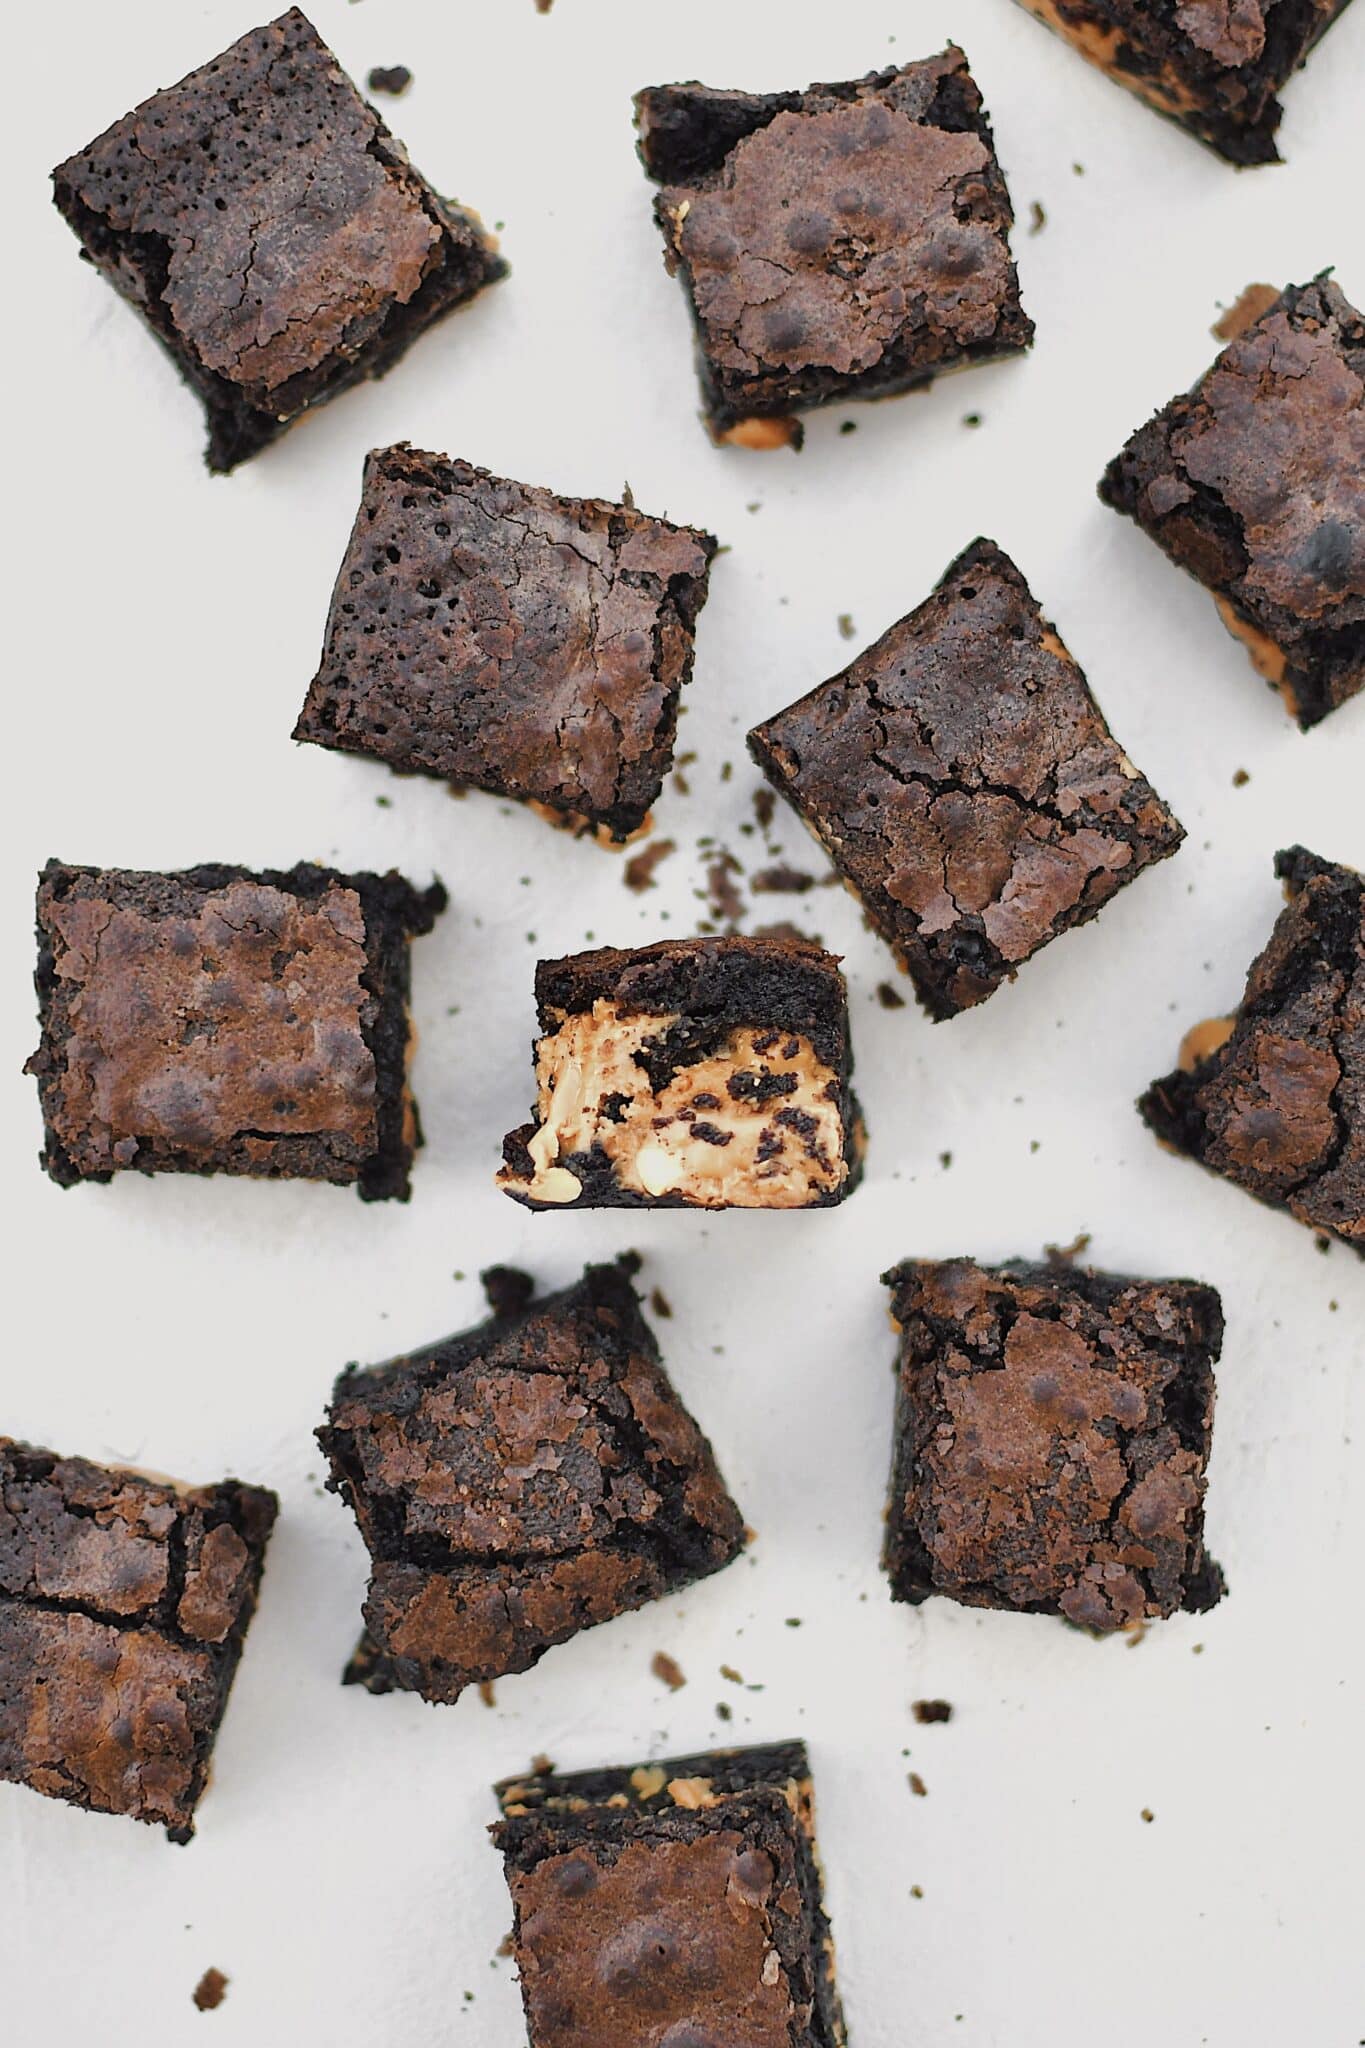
xmin=1028 ymin=200 xmax=1046 ymax=235
xmin=531 ymin=1754 xmax=555 ymax=1776
xmin=839 ymin=421 xmax=859 ymax=435
xmin=716 ymin=1700 xmax=733 ymax=1721
xmin=962 ymin=412 xmax=983 ymax=428
xmin=651 ymin=1651 xmax=687 ymax=1691
xmin=837 ymin=613 xmax=856 ymax=641
xmin=720 ymin=1664 xmax=744 ymax=1685
xmin=1232 ymin=769 xmax=1250 ymax=788
xmin=1212 ymin=283 xmax=1279 ymax=342
xmin=366 ymin=65 xmax=412 ymax=96
xmin=496 ymin=1932 xmax=516 ymax=1959
xmin=649 ymin=1286 xmax=673 ymax=1319
xmin=481 ymin=1266 xmax=536 ymax=1319
xmin=939 ymin=1151 xmax=953 ymax=1170
xmin=705 ymin=852 xmax=746 ymax=927
xmin=1044 ymin=1231 xmax=1092 ymax=1268
xmin=751 ymin=865 xmax=816 ymax=895
xmin=912 ymin=1699 xmax=953 ymax=1725
xmin=624 ymin=838 xmax=677 ymax=893
xmin=753 ymin=789 xmax=776 ymax=830
xmin=876 ymin=982 xmax=907 ymax=1010
xmin=908 ymin=1772 xmax=928 ymax=1797
xmin=192 ymin=1970 xmax=228 ymax=2013
xmin=1140 ymin=1808 xmax=1155 ymax=1823
xmin=478 ymin=1681 xmax=497 ymax=1708
xmin=751 ymin=921 xmax=812 ymax=944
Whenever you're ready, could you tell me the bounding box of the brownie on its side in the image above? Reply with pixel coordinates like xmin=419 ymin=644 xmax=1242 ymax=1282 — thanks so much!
xmin=1140 ymin=847 xmax=1364 ymax=1252
xmin=498 ymin=936 xmax=864 ymax=1209
xmin=882 ymin=1258 xmax=1225 ymax=1631
xmin=317 ymin=1260 xmax=746 ymax=1702
xmin=294 ymin=445 xmax=718 ymax=841
xmin=26 ymin=861 xmax=445 ymax=1202
xmin=1008 ymin=0 xmax=1354 ymax=166
xmin=1100 ymin=276 xmax=1364 ymax=729
xmin=52 ymin=9 xmax=505 ymax=472
xmin=749 ymin=539 xmax=1184 ymax=1020
xmin=634 ymin=46 xmax=1032 ymax=447
xmin=493 ymin=1742 xmax=846 ymax=2048
xmin=0 ymin=1440 xmax=276 ymax=1841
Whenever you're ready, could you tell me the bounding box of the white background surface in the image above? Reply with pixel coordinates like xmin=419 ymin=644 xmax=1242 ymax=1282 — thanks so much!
xmin=2 ymin=2 xmax=1362 ymax=2042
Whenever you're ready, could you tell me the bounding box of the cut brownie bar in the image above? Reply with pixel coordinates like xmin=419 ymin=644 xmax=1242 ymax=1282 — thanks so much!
xmin=52 ymin=9 xmax=505 ymax=472
xmin=317 ymin=1260 xmax=746 ymax=1702
xmin=1100 ymin=275 xmax=1364 ymax=729
xmin=1140 ymin=846 xmax=1364 ymax=1252
xmin=749 ymin=539 xmax=1184 ymax=1020
xmin=26 ymin=860 xmax=445 ymax=1202
xmin=883 ymin=1258 xmax=1225 ymax=1631
xmin=0 ymin=1439 xmax=276 ymax=1841
xmin=1008 ymin=0 xmax=1355 ymax=166
xmin=493 ymin=1742 xmax=846 ymax=2048
xmin=634 ymin=46 xmax=1032 ymax=446
xmin=498 ymin=936 xmax=864 ymax=1209
xmin=293 ymin=445 xmax=718 ymax=841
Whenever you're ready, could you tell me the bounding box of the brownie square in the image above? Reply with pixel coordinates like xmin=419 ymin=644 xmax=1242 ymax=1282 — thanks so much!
xmin=1140 ymin=846 xmax=1364 ymax=1251
xmin=634 ymin=46 xmax=1032 ymax=447
xmin=1100 ymin=275 xmax=1365 ymax=730
xmin=882 ymin=1258 xmax=1225 ymax=1631
xmin=317 ymin=1259 xmax=745 ymax=1702
xmin=0 ymin=1439 xmax=276 ymax=1841
xmin=26 ymin=860 xmax=445 ymax=1202
xmin=498 ymin=936 xmax=864 ymax=1209
xmin=52 ymin=9 xmax=505 ymax=472
xmin=1008 ymin=0 xmax=1354 ymax=165
xmin=493 ymin=1742 xmax=846 ymax=2048
xmin=749 ymin=539 xmax=1185 ymax=1020
xmin=293 ymin=445 xmax=718 ymax=841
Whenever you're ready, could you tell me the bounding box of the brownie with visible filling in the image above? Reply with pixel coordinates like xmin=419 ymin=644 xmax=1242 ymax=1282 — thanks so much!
xmin=882 ymin=1257 xmax=1225 ymax=1630
xmin=493 ymin=1741 xmax=846 ymax=2048
xmin=293 ymin=445 xmax=718 ymax=841
xmin=0 ymin=1439 xmax=276 ymax=1841
xmin=1008 ymin=0 xmax=1355 ymax=166
xmin=1100 ymin=276 xmax=1364 ymax=729
xmin=498 ymin=936 xmax=864 ymax=1209
xmin=749 ymin=539 xmax=1184 ymax=1019
xmin=1140 ymin=846 xmax=1364 ymax=1251
xmin=52 ymin=10 xmax=505 ymax=472
xmin=317 ymin=1260 xmax=746 ymax=1702
xmin=634 ymin=46 xmax=1032 ymax=447
xmin=26 ymin=860 xmax=445 ymax=1202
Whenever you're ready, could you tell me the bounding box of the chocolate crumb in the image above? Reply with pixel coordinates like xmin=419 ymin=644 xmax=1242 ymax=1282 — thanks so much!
xmin=624 ymin=838 xmax=676 ymax=893
xmin=908 ymin=1772 xmax=928 ymax=1797
xmin=531 ymin=1754 xmax=555 ymax=1775
xmin=939 ymin=1151 xmax=953 ymax=1170
xmin=496 ymin=1932 xmax=515 ymax=1959
xmin=910 ymin=1884 xmax=924 ymax=1899
xmin=839 ymin=420 xmax=859 ymax=434
xmin=1044 ymin=1231 xmax=1092 ymax=1268
xmin=705 ymin=851 xmax=745 ymax=927
xmin=753 ymin=788 xmax=776 ymax=830
xmin=716 ymin=1700 xmax=733 ymax=1721
xmin=837 ymin=613 xmax=856 ymax=640
xmin=649 ymin=1286 xmax=673 ymax=1319
xmin=912 ymin=1699 xmax=953 ymax=1725
xmin=651 ymin=1651 xmax=686 ymax=1691
xmin=720 ymin=1663 xmax=744 ymax=1685
xmin=478 ymin=1680 xmax=497 ymax=1708
xmin=1315 ymin=1234 xmax=1332 ymax=1254
xmin=481 ymin=1266 xmax=535 ymax=1319
xmin=1140 ymin=1808 xmax=1155 ymax=1823
xmin=962 ymin=412 xmax=982 ymax=428
xmin=1212 ymin=283 xmax=1279 ymax=342
xmin=876 ymin=981 xmax=907 ymax=1010
xmin=192 ymin=1970 xmax=228 ymax=2013
xmin=751 ymin=864 xmax=816 ymax=895
xmin=1232 ymin=768 xmax=1250 ymax=787
xmin=1028 ymin=200 xmax=1046 ymax=235
xmin=366 ymin=65 xmax=412 ymax=96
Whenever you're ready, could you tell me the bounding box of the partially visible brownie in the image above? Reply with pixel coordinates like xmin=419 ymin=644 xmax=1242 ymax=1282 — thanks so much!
xmin=52 ymin=10 xmax=505 ymax=471
xmin=882 ymin=1257 xmax=1225 ymax=1630
xmin=0 ymin=1439 xmax=277 ymax=1841
xmin=26 ymin=861 xmax=445 ymax=1201
xmin=498 ymin=936 xmax=864 ymax=1209
xmin=634 ymin=46 xmax=1032 ymax=446
xmin=1100 ymin=275 xmax=1364 ymax=729
xmin=1140 ymin=846 xmax=1364 ymax=1251
xmin=317 ymin=1260 xmax=746 ymax=1702
xmin=294 ymin=445 xmax=718 ymax=841
xmin=749 ymin=539 xmax=1185 ymax=1019
xmin=493 ymin=1741 xmax=846 ymax=2048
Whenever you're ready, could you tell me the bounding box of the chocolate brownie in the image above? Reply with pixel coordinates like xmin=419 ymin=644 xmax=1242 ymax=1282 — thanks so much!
xmin=293 ymin=445 xmax=718 ymax=841
xmin=1100 ymin=275 xmax=1365 ymax=729
xmin=52 ymin=10 xmax=505 ymax=472
xmin=1140 ymin=846 xmax=1364 ymax=1251
xmin=634 ymin=46 xmax=1032 ymax=446
xmin=748 ymin=539 xmax=1185 ymax=1019
xmin=26 ymin=860 xmax=445 ymax=1202
xmin=1008 ymin=0 xmax=1355 ymax=165
xmin=498 ymin=936 xmax=864 ymax=1209
xmin=882 ymin=1258 xmax=1225 ymax=1630
xmin=317 ymin=1260 xmax=746 ymax=1702
xmin=0 ymin=1439 xmax=276 ymax=1841
xmin=493 ymin=1742 xmax=846 ymax=2048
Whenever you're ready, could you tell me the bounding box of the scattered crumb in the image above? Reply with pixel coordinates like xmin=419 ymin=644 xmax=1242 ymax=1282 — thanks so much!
xmin=720 ymin=1663 xmax=744 ymax=1685
xmin=1192 ymin=1643 xmax=1205 ymax=1655
xmin=837 ymin=612 xmax=857 ymax=640
xmin=716 ymin=1699 xmax=733 ymax=1721
xmin=496 ymin=1933 xmax=515 ymax=1959
xmin=374 ymin=794 xmax=392 ymax=807
xmin=751 ymin=864 xmax=816 ymax=895
xmin=876 ymin=981 xmax=906 ymax=1010
xmin=192 ymin=1970 xmax=228 ymax=2013
xmin=1028 ymin=200 xmax=1046 ymax=235
xmin=477 ymin=1681 xmax=497 ymax=1708
xmin=939 ymin=1151 xmax=952 ymax=1170
xmin=706 ymin=851 xmax=745 ymax=927
xmin=624 ymin=838 xmax=676 ymax=893
xmin=839 ymin=420 xmax=858 ymax=435
xmin=908 ymin=1772 xmax=928 ymax=1798
xmin=621 ymin=480 xmax=635 ymax=508
xmin=1140 ymin=1808 xmax=1155 ymax=1823
xmin=1212 ymin=282 xmax=1279 ymax=342
xmin=746 ymin=501 xmax=762 ymax=514
xmin=1072 ymin=160 xmax=1085 ymax=175
xmin=785 ymin=1617 xmax=803 ymax=1629
xmin=366 ymin=64 xmax=412 ymax=95
xmin=1124 ymin=1621 xmax=1149 ymax=1649
xmin=1045 ymin=1231 xmax=1092 ymax=1268
xmin=1232 ymin=767 xmax=1250 ymax=787
xmin=962 ymin=412 xmax=982 ymax=429
xmin=535 ymin=0 xmax=554 ymax=12
xmin=651 ymin=1651 xmax=687 ymax=1692
xmin=753 ymin=787 xmax=776 ymax=830
xmin=531 ymin=1754 xmax=554 ymax=1775
xmin=721 ymin=761 xmax=733 ymax=782
xmin=912 ymin=1699 xmax=953 ymax=1725
xmin=910 ymin=1884 xmax=924 ymax=1899
xmin=752 ymin=920 xmax=811 ymax=943
xmin=649 ymin=1286 xmax=673 ymax=1319
xmin=1029 ymin=1139 xmax=1041 ymax=1154
xmin=1315 ymin=1233 xmax=1331 ymax=1255
xmin=482 ymin=1266 xmax=535 ymax=1319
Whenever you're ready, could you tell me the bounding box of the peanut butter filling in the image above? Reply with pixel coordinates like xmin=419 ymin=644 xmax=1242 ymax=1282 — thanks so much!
xmin=1212 ymin=594 xmax=1300 ymax=714
xmin=1179 ymin=1015 xmax=1237 ymax=1071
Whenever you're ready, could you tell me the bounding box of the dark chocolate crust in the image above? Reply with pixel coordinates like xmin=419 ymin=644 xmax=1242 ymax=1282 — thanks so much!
xmin=882 ymin=1258 xmax=1225 ymax=1630
xmin=0 ymin=1439 xmax=276 ymax=1841
xmin=26 ymin=860 xmax=445 ymax=1202
xmin=634 ymin=47 xmax=1032 ymax=438
xmin=1100 ymin=276 xmax=1365 ymax=728
xmin=1139 ymin=846 xmax=1364 ymax=1251
xmin=749 ymin=539 xmax=1185 ymax=1019
xmin=493 ymin=1742 xmax=846 ymax=2048
xmin=317 ymin=1260 xmax=746 ymax=1702
xmin=294 ymin=445 xmax=718 ymax=840
xmin=51 ymin=9 xmax=505 ymax=472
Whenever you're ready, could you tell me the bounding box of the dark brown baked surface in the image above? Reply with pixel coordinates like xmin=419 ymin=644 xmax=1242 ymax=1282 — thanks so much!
xmin=317 ymin=1260 xmax=746 ymax=1702
xmin=52 ymin=9 xmax=505 ymax=471
xmin=1140 ymin=846 xmax=1364 ymax=1250
xmin=26 ymin=860 xmax=445 ymax=1202
xmin=749 ymin=538 xmax=1184 ymax=1019
xmin=0 ymin=1439 xmax=276 ymax=1841
xmin=1100 ymin=275 xmax=1364 ymax=728
xmin=493 ymin=1741 xmax=846 ymax=2048
xmin=882 ymin=1258 xmax=1225 ymax=1630
xmin=634 ymin=47 xmax=1031 ymax=441
xmin=294 ymin=445 xmax=718 ymax=840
